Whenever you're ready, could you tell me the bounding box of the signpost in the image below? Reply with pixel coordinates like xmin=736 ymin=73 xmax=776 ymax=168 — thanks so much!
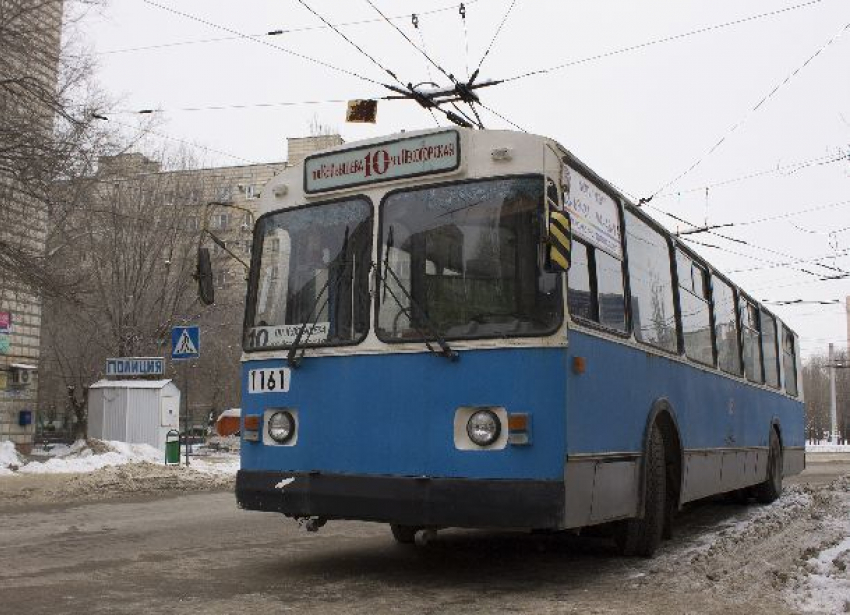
xmin=106 ymin=357 xmax=164 ymax=377
xmin=171 ymin=326 xmax=200 ymax=466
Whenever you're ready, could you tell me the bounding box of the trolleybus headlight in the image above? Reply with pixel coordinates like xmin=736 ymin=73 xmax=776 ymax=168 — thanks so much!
xmin=268 ymin=411 xmax=294 ymax=443
xmin=466 ymin=409 xmax=501 ymax=446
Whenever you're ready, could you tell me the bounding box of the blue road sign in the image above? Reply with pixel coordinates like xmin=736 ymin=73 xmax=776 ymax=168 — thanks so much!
xmin=171 ymin=326 xmax=200 ymax=360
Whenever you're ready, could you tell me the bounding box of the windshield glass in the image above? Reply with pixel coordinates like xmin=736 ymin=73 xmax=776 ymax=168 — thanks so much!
xmin=378 ymin=176 xmax=561 ymax=341
xmin=245 ymin=198 xmax=372 ymax=351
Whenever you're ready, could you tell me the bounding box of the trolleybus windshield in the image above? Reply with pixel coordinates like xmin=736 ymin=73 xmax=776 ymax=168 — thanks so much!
xmin=377 ymin=176 xmax=561 ymax=342
xmin=245 ymin=197 xmax=372 ymax=351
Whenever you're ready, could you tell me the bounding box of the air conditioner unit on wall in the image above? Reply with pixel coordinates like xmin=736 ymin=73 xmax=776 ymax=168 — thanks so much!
xmin=9 ymin=363 xmax=36 ymax=387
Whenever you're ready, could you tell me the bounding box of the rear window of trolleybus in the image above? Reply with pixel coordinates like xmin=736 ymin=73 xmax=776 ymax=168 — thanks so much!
xmin=377 ymin=176 xmax=561 ymax=342
xmin=245 ymin=197 xmax=373 ymax=351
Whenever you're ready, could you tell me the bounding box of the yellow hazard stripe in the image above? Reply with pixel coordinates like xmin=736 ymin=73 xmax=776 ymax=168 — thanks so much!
xmin=550 ymin=246 xmax=569 ymax=270
xmin=550 ymin=225 xmax=571 ymax=251
xmin=550 ymin=211 xmax=571 ymax=232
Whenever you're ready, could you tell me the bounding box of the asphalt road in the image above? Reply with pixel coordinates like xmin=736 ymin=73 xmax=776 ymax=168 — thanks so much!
xmin=1 ymin=455 xmax=847 ymax=615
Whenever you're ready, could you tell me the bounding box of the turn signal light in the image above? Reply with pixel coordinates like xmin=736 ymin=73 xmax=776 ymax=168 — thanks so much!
xmin=244 ymin=415 xmax=261 ymax=431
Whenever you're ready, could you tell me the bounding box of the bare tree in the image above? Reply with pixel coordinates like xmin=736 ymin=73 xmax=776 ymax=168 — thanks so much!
xmin=40 ymin=152 xmax=208 ymax=422
xmin=0 ymin=0 xmax=126 ymax=299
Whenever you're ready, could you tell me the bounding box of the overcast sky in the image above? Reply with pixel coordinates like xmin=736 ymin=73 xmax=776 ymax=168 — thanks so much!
xmin=79 ymin=0 xmax=850 ymax=357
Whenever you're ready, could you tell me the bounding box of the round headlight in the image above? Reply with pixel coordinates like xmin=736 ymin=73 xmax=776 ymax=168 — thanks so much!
xmin=466 ymin=409 xmax=501 ymax=446
xmin=268 ymin=411 xmax=294 ymax=443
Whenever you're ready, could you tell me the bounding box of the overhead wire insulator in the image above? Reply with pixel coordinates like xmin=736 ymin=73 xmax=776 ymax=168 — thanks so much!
xmin=411 ymin=14 xmax=419 ymax=29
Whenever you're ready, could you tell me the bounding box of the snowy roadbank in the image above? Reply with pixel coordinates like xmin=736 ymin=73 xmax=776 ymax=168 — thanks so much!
xmin=0 ymin=439 xmax=239 ymax=508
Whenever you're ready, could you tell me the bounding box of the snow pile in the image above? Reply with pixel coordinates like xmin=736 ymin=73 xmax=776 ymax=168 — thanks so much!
xmin=792 ymin=534 xmax=850 ymax=614
xmin=189 ymin=455 xmax=241 ymax=476
xmin=807 ymin=443 xmax=850 ymax=453
xmin=0 ymin=441 xmax=23 ymax=475
xmin=16 ymin=439 xmax=162 ymax=475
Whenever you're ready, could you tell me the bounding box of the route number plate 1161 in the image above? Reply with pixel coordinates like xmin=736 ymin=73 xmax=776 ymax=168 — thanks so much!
xmin=248 ymin=368 xmax=291 ymax=394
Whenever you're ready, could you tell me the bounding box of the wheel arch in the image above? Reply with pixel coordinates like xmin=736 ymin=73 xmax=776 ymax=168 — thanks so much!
xmin=639 ymin=398 xmax=684 ymax=513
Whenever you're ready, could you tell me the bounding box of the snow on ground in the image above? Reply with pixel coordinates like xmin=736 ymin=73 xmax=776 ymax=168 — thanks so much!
xmin=807 ymin=443 xmax=850 ymax=453
xmin=785 ymin=477 xmax=850 ymax=614
xmin=2 ymin=439 xmax=239 ymax=477
xmin=0 ymin=441 xmax=23 ymax=476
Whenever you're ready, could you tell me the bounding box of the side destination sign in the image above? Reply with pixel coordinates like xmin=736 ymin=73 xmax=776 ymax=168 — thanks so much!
xmin=106 ymin=357 xmax=164 ymax=377
xmin=304 ymin=130 xmax=460 ymax=193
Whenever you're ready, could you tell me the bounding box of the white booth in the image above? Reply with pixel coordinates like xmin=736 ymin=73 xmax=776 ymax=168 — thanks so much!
xmin=87 ymin=380 xmax=181 ymax=451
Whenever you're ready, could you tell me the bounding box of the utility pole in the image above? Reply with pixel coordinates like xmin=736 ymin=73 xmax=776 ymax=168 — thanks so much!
xmin=829 ymin=343 xmax=838 ymax=444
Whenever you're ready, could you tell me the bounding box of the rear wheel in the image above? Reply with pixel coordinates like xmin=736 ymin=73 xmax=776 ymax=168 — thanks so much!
xmin=616 ymin=424 xmax=666 ymax=558
xmin=754 ymin=429 xmax=783 ymax=504
xmin=390 ymin=524 xmax=418 ymax=544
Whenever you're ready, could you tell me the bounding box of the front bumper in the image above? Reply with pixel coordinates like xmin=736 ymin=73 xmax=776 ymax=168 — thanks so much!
xmin=236 ymin=470 xmax=565 ymax=529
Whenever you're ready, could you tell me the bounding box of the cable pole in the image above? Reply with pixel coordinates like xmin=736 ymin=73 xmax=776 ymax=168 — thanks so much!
xmin=829 ymin=343 xmax=838 ymax=444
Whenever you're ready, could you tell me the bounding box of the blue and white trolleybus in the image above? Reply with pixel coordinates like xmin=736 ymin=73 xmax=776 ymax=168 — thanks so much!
xmin=233 ymin=128 xmax=804 ymax=556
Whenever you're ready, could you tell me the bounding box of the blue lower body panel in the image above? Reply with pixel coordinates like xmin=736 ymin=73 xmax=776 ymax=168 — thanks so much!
xmin=240 ymin=348 xmax=568 ymax=481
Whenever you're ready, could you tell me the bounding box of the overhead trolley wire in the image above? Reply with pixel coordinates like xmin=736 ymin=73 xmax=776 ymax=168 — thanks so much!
xmin=292 ymin=0 xmax=407 ymax=85
xmin=104 ymin=1 xmax=480 ymax=56
xmin=644 ymin=19 xmax=850 ymax=203
xmin=93 ymin=115 xmax=279 ymax=169
xmin=475 ymin=0 xmax=519 ymax=77
xmin=139 ymin=0 xmax=387 ymax=86
xmin=499 ymin=0 xmax=827 ymax=84
xmin=652 ymin=151 xmax=848 ymax=199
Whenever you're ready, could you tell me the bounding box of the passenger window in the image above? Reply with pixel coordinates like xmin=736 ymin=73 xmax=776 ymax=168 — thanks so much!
xmin=567 ymin=239 xmax=627 ymax=331
xmin=567 ymin=241 xmax=593 ymax=322
xmin=676 ymin=251 xmax=713 ymax=366
xmin=740 ymin=298 xmax=763 ymax=383
xmin=761 ymin=310 xmax=780 ymax=388
xmin=625 ymin=212 xmax=678 ymax=352
xmin=712 ymin=278 xmax=742 ymax=375
xmin=783 ymin=327 xmax=799 ymax=396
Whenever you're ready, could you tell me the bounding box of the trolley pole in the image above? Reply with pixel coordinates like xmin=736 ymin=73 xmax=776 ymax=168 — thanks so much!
xmin=829 ymin=343 xmax=838 ymax=445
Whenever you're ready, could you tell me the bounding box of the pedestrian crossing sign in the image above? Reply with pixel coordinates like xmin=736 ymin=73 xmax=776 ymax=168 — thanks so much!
xmin=171 ymin=326 xmax=200 ymax=360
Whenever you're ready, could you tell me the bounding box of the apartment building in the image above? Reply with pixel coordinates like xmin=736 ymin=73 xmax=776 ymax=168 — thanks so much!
xmin=0 ymin=0 xmax=64 ymax=452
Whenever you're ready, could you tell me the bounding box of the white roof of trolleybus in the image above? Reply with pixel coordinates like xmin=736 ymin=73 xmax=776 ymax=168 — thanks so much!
xmin=256 ymin=127 xmax=562 ymax=219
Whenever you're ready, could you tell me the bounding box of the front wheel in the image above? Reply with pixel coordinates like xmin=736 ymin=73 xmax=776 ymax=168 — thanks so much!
xmin=615 ymin=424 xmax=666 ymax=558
xmin=754 ymin=429 xmax=783 ymax=504
xmin=390 ymin=524 xmax=418 ymax=544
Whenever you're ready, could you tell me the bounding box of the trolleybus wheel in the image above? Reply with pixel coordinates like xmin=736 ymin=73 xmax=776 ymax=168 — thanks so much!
xmin=390 ymin=524 xmax=419 ymax=544
xmin=615 ymin=423 xmax=666 ymax=558
xmin=754 ymin=429 xmax=783 ymax=504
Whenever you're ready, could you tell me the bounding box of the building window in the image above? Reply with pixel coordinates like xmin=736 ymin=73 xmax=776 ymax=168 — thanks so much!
xmin=245 ymin=185 xmax=256 ymax=199
xmin=186 ymin=216 xmax=200 ymax=231
xmin=215 ymin=270 xmax=228 ymax=289
xmin=211 ymin=213 xmax=229 ymax=230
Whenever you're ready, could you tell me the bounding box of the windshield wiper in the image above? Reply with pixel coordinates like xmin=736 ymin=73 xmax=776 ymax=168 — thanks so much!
xmin=379 ymin=226 xmax=458 ymax=362
xmin=286 ymin=227 xmax=350 ymax=368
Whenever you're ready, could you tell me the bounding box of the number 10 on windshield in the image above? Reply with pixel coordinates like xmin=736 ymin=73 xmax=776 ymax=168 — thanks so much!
xmin=249 ymin=368 xmax=291 ymax=394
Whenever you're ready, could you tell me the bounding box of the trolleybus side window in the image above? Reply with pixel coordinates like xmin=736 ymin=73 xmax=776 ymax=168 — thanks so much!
xmin=740 ymin=297 xmax=763 ymax=383
xmin=782 ymin=326 xmax=799 ymax=396
xmin=675 ymin=250 xmax=714 ymax=366
xmin=377 ymin=176 xmax=561 ymax=342
xmin=567 ymin=239 xmax=627 ymax=332
xmin=761 ymin=310 xmax=780 ymax=388
xmin=624 ymin=211 xmax=678 ymax=352
xmin=712 ymin=277 xmax=742 ymax=376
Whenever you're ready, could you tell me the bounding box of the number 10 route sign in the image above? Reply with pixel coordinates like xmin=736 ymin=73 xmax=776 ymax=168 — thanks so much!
xmin=171 ymin=326 xmax=200 ymax=361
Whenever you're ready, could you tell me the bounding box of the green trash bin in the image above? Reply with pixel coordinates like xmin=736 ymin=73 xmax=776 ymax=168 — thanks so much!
xmin=165 ymin=430 xmax=180 ymax=465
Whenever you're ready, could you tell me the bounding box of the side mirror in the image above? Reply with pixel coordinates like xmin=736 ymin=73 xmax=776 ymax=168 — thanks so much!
xmin=196 ymin=247 xmax=215 ymax=305
xmin=545 ymin=210 xmax=572 ymax=272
